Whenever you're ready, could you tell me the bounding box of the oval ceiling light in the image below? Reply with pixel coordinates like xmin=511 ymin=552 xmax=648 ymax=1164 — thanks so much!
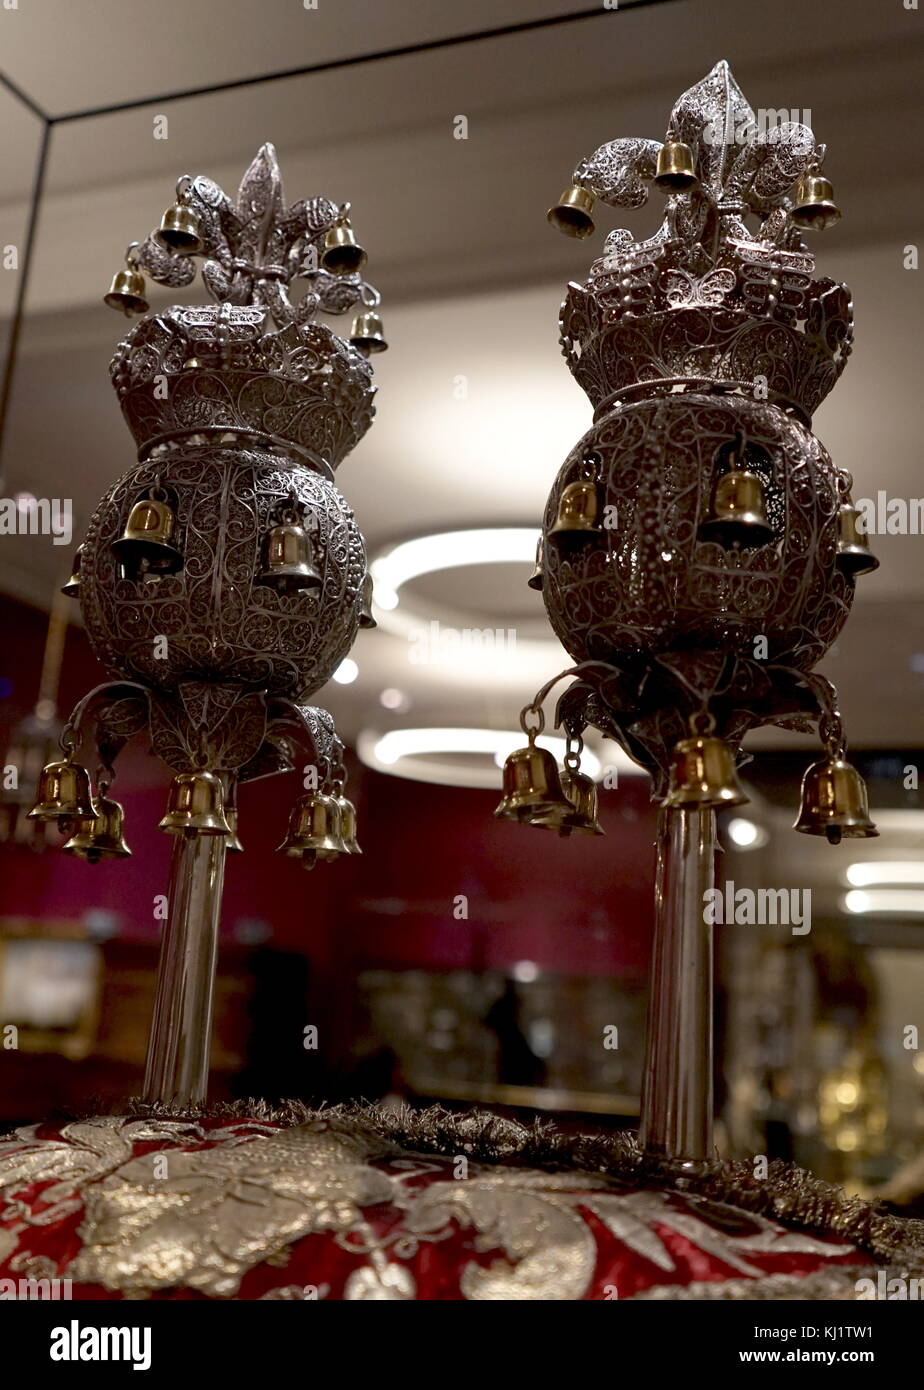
xmin=356 ymin=726 xmax=636 ymax=789
xmin=365 ymin=526 xmax=566 ymax=688
xmin=369 ymin=528 xmax=542 ymax=638
xmin=372 ymin=527 xmax=540 ymax=596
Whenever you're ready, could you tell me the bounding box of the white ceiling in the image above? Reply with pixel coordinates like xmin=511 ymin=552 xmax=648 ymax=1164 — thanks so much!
xmin=1 ymin=0 xmax=922 ymax=761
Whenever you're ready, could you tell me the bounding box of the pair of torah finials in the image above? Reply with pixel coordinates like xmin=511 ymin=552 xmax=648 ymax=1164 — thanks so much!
xmin=27 ymin=66 xmax=878 ymax=1132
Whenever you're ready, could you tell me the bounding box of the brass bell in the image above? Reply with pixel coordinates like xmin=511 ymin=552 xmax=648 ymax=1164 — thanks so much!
xmin=103 ymin=266 xmax=148 ymax=317
xmin=62 ymin=546 xmax=82 ymax=599
xmin=836 ymin=503 xmax=879 ymax=577
xmin=225 ymin=807 xmax=244 ymax=854
xmin=158 ymin=771 xmax=231 ymax=837
xmin=155 ymin=202 xmax=203 ymax=255
xmin=63 ymin=795 xmax=131 ymax=863
xmin=334 ymin=793 xmax=362 ymax=855
xmin=664 ymin=734 xmax=748 ymax=809
xmin=28 ymin=760 xmax=95 ymax=824
xmin=527 ymin=538 xmax=543 ymax=592
xmin=321 ymin=217 xmax=367 ymax=275
xmin=699 ymin=469 xmax=773 ymax=550
xmin=350 ymin=310 xmax=388 ymax=355
xmin=259 ymin=515 xmax=322 ymax=593
xmin=494 ymin=742 xmax=569 ymax=824
xmin=794 ymin=756 xmax=878 ymax=844
xmin=113 ymin=493 xmax=184 ymax=573
xmin=655 ymin=141 xmax=699 ymax=193
xmin=791 ymin=174 xmax=841 ymax=231
xmin=534 ymin=769 xmax=605 ymax=837
xmin=277 ymin=792 xmax=347 ymax=861
xmin=358 ymin=572 xmax=376 ymax=629
xmin=547 ymin=184 xmax=595 ymax=239
xmin=549 ymin=480 xmax=603 ymax=546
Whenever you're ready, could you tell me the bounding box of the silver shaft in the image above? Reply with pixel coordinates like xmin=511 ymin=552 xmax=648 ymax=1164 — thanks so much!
xmin=638 ymin=805 xmax=716 ymax=1161
xmin=143 ymin=831 xmax=226 ymax=1107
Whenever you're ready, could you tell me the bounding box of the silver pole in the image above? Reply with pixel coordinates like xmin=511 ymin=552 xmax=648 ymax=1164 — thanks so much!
xmin=143 ymin=832 xmax=226 ymax=1106
xmin=638 ymin=805 xmax=716 ymax=1161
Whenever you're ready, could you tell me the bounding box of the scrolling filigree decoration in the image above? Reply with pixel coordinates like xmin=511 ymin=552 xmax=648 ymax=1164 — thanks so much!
xmin=63 ymin=146 xmax=379 ymax=816
xmin=532 ymin=63 xmax=866 ymax=792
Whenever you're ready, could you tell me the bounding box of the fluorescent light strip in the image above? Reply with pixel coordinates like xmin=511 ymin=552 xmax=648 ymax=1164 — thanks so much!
xmin=843 ymin=889 xmax=924 ymax=915
xmin=845 ymin=861 xmax=924 ymax=887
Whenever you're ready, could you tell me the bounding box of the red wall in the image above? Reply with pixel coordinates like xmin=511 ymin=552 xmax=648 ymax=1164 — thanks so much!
xmin=0 ymin=596 xmax=657 ymax=982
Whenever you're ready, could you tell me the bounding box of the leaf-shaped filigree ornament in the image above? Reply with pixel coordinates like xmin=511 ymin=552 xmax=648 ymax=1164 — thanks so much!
xmin=129 ymin=143 xmax=373 ymax=331
xmin=669 ymin=60 xmax=756 ymax=197
xmin=135 ymin=234 xmax=198 ymax=289
xmin=577 ymin=137 xmax=662 ymax=209
xmin=726 ymin=121 xmax=818 ymax=211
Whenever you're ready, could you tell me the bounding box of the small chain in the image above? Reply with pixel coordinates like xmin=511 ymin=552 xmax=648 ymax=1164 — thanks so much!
xmin=519 ymin=704 xmax=544 ymax=739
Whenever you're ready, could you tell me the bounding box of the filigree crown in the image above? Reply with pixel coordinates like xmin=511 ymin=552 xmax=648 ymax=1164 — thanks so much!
xmin=109 ymin=144 xmax=378 ymax=472
xmin=559 ymin=62 xmax=852 ymax=424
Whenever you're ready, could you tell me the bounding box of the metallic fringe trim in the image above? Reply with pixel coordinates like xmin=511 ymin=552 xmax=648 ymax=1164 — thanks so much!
xmin=49 ymin=1097 xmax=924 ymax=1277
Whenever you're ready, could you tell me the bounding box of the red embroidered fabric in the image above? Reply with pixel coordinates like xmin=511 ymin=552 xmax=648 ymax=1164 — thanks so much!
xmin=0 ymin=1115 xmax=866 ymax=1300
